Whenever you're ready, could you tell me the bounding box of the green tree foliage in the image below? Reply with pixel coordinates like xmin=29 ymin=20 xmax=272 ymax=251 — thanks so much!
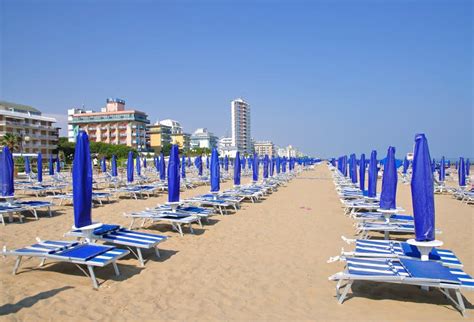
xmin=0 ymin=133 xmax=22 ymax=152
xmin=57 ymin=137 xmax=136 ymax=163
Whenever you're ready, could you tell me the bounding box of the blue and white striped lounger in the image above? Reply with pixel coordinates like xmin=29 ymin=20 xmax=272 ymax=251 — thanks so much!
xmin=356 ymin=222 xmax=442 ymax=240
xmin=329 ymin=257 xmax=474 ymax=316
xmin=66 ymin=224 xmax=167 ymax=267
xmin=2 ymin=240 xmax=129 ymax=289
xmin=332 ymin=239 xmax=463 ymax=268
xmin=8 ymin=201 xmax=53 ymax=220
xmin=153 ymin=205 xmax=213 ymax=222
xmin=126 ymin=211 xmax=201 ymax=237
xmin=0 ymin=204 xmax=27 ymax=225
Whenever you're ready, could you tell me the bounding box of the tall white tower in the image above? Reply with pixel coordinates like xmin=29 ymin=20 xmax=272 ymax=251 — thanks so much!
xmin=231 ymin=98 xmax=251 ymax=154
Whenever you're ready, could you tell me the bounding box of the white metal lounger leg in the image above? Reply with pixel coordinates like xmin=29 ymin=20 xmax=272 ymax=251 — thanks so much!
xmin=87 ymin=266 xmax=99 ymax=289
xmin=337 ymin=280 xmax=353 ymax=304
xmin=12 ymin=256 xmax=22 ymax=275
xmin=31 ymin=209 xmax=38 ymax=220
xmin=441 ymin=288 xmax=467 ymax=316
xmin=1 ymin=215 xmax=4 ymax=226
xmin=48 ymin=207 xmax=52 ymax=217
xmin=113 ymin=262 xmax=120 ymax=276
xmin=136 ymin=248 xmax=145 ymax=267
xmin=155 ymin=247 xmax=160 ymax=258
xmin=177 ymin=224 xmax=184 ymax=237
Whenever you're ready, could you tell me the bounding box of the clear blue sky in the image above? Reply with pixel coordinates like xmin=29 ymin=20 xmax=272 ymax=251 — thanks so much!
xmin=1 ymin=0 xmax=472 ymax=158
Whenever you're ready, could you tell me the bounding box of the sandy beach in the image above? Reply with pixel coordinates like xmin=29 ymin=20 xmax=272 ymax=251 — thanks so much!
xmin=0 ymin=164 xmax=472 ymax=321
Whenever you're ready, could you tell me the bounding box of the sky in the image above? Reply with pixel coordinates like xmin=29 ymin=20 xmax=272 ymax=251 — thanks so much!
xmin=0 ymin=0 xmax=472 ymax=158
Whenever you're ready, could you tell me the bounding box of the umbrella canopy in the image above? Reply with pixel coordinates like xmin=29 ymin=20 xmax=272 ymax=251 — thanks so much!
xmin=241 ymin=157 xmax=246 ymax=169
xmin=195 ymin=156 xmax=203 ymax=176
xmin=56 ymin=157 xmax=61 ymax=173
xmin=49 ymin=154 xmax=54 ymax=176
xmin=350 ymin=154 xmax=357 ymax=183
xmin=263 ymin=155 xmax=269 ymax=179
xmin=127 ymin=151 xmax=134 ymax=183
xmin=72 ymin=131 xmax=93 ymax=228
xmin=159 ymin=153 xmax=166 ymax=180
xmin=111 ymin=155 xmax=118 ymax=177
xmin=270 ymin=158 xmax=275 ymax=176
xmin=24 ymin=156 xmax=31 ymax=174
xmin=466 ymin=159 xmax=470 ymax=176
xmin=136 ymin=155 xmax=141 ymax=176
xmin=411 ymin=134 xmax=435 ymax=242
xmin=368 ymin=150 xmax=377 ymax=198
xmin=380 ymin=146 xmax=398 ymax=210
xmin=143 ymin=158 xmax=147 ymax=168
xmin=276 ymin=157 xmax=281 ymax=174
xmin=282 ymin=157 xmax=287 ymax=173
xmin=439 ymin=156 xmax=445 ymax=182
xmin=0 ymin=146 xmax=14 ymax=197
xmin=101 ymin=157 xmax=106 ymax=173
xmin=224 ymin=155 xmax=229 ymax=172
xmin=252 ymin=153 xmax=259 ymax=181
xmin=234 ymin=151 xmax=241 ymax=186
xmin=167 ymin=145 xmax=180 ymax=202
xmin=181 ymin=155 xmax=186 ymax=178
xmin=154 ymin=157 xmax=159 ymax=172
xmin=459 ymin=157 xmax=466 ymax=187
xmin=359 ymin=153 xmax=366 ymax=191
xmin=210 ymin=148 xmax=220 ymax=192
xmin=37 ymin=153 xmax=43 ymax=183
xmin=206 ymin=156 xmax=209 ymax=169
xmin=248 ymin=157 xmax=252 ymax=169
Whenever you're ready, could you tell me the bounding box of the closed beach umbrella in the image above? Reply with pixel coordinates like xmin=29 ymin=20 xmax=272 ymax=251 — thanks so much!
xmin=241 ymin=157 xmax=246 ymax=169
xmin=101 ymin=157 xmax=106 ymax=173
xmin=402 ymin=157 xmax=409 ymax=174
xmin=248 ymin=157 xmax=252 ymax=169
xmin=276 ymin=157 xmax=281 ymax=174
xmin=24 ymin=156 xmax=31 ymax=174
xmin=431 ymin=158 xmax=436 ymax=173
xmin=136 ymin=155 xmax=141 ymax=176
xmin=252 ymin=153 xmax=259 ymax=182
xmin=56 ymin=157 xmax=61 ymax=173
xmin=0 ymin=146 xmax=14 ymax=197
xmin=49 ymin=154 xmax=54 ymax=176
xmin=72 ymin=131 xmax=92 ymax=228
xmin=359 ymin=153 xmax=366 ymax=191
xmin=466 ymin=159 xmax=470 ymax=176
xmin=439 ymin=156 xmax=445 ymax=182
xmin=282 ymin=157 xmax=287 ymax=173
xmin=411 ymin=134 xmax=435 ymax=242
xmin=181 ymin=155 xmax=186 ymax=178
xmin=127 ymin=151 xmax=134 ymax=183
xmin=210 ymin=148 xmax=220 ymax=192
xmin=380 ymin=146 xmax=398 ymax=210
xmin=350 ymin=154 xmax=357 ymax=184
xmin=234 ymin=152 xmax=241 ymax=186
xmin=459 ymin=157 xmax=466 ymax=187
xmin=368 ymin=150 xmax=377 ymax=198
xmin=154 ymin=157 xmax=159 ymax=172
xmin=270 ymin=157 xmax=275 ymax=176
xmin=167 ymin=145 xmax=180 ymax=202
xmin=263 ymin=155 xmax=269 ymax=179
xmin=143 ymin=158 xmax=147 ymax=168
xmin=37 ymin=153 xmax=43 ymax=183
xmin=196 ymin=156 xmax=203 ymax=176
xmin=206 ymin=156 xmax=209 ymax=169
xmin=224 ymin=155 xmax=229 ymax=172
xmin=159 ymin=153 xmax=166 ymax=180
xmin=111 ymin=155 xmax=118 ymax=177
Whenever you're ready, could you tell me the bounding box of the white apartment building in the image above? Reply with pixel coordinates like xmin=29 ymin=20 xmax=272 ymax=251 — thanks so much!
xmin=254 ymin=140 xmax=275 ymax=157
xmin=218 ymin=137 xmax=238 ymax=158
xmin=0 ymin=100 xmax=59 ymax=158
xmin=190 ymin=128 xmax=218 ymax=149
xmin=231 ymin=98 xmax=251 ymax=154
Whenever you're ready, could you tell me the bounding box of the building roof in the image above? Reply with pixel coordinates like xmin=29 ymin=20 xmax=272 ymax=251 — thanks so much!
xmin=0 ymin=100 xmax=41 ymax=114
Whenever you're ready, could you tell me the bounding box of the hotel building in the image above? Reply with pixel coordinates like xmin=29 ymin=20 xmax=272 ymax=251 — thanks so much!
xmin=146 ymin=122 xmax=172 ymax=153
xmin=231 ymin=98 xmax=252 ymax=154
xmin=254 ymin=140 xmax=275 ymax=157
xmin=159 ymin=119 xmax=191 ymax=152
xmin=68 ymin=98 xmax=150 ymax=150
xmin=0 ymin=100 xmax=59 ymax=157
xmin=190 ymin=128 xmax=218 ymax=150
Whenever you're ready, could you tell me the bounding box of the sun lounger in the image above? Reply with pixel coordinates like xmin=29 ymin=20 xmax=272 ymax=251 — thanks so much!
xmin=2 ymin=239 xmax=129 ymax=289
xmin=329 ymin=257 xmax=474 ymax=316
xmin=125 ymin=211 xmax=201 ymax=237
xmin=65 ymin=224 xmax=167 ymax=267
xmin=0 ymin=204 xmax=27 ymax=225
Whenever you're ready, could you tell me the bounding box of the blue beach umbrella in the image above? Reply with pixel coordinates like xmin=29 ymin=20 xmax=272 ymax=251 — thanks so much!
xmin=206 ymin=156 xmax=210 ymax=169
xmin=224 ymin=155 xmax=229 ymax=172
xmin=210 ymin=148 xmax=220 ymax=192
xmin=380 ymin=146 xmax=398 ymax=210
xmin=402 ymin=157 xmax=409 ymax=175
xmin=56 ymin=157 xmax=61 ymax=173
xmin=466 ymin=159 xmax=470 ymax=176
xmin=181 ymin=155 xmax=186 ymax=178
xmin=111 ymin=155 xmax=118 ymax=177
xmin=411 ymin=134 xmax=435 ymax=242
xmin=359 ymin=153 xmax=366 ymax=191
xmin=37 ymin=153 xmax=43 ymax=183
xmin=49 ymin=154 xmax=54 ymax=176
xmin=127 ymin=151 xmax=134 ymax=183
xmin=234 ymin=152 xmax=241 ymax=186
xmin=263 ymin=155 xmax=269 ymax=179
xmin=276 ymin=157 xmax=281 ymax=174
xmin=350 ymin=154 xmax=357 ymax=183
xmin=248 ymin=157 xmax=252 ymax=169
xmin=270 ymin=158 xmax=275 ymax=176
xmin=136 ymin=155 xmax=141 ymax=176
xmin=252 ymin=153 xmax=259 ymax=182
xmin=154 ymin=157 xmax=159 ymax=172
xmin=368 ymin=150 xmax=377 ymax=198
xmin=459 ymin=157 xmax=466 ymax=187
xmin=101 ymin=157 xmax=106 ymax=173
xmin=72 ymin=131 xmax=92 ymax=228
xmin=282 ymin=157 xmax=287 ymax=173
xmin=241 ymin=157 xmax=246 ymax=169
xmin=24 ymin=156 xmax=31 ymax=174
xmin=187 ymin=157 xmax=191 ymax=167
xmin=439 ymin=156 xmax=445 ymax=182
xmin=0 ymin=146 xmax=14 ymax=197
xmin=159 ymin=153 xmax=166 ymax=180
xmin=167 ymin=145 xmax=180 ymax=202
xmin=143 ymin=158 xmax=147 ymax=168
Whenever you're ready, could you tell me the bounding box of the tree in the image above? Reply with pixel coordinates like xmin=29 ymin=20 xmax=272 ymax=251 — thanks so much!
xmin=0 ymin=133 xmax=21 ymax=152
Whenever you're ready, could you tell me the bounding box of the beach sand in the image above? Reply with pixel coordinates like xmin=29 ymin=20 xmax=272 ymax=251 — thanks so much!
xmin=0 ymin=164 xmax=473 ymax=321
